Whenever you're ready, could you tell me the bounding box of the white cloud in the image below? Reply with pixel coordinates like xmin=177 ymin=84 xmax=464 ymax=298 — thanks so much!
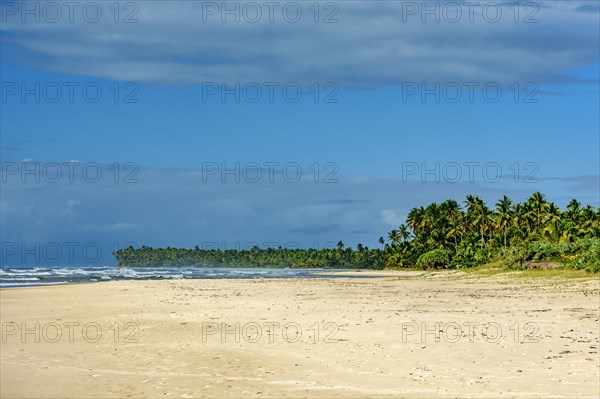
xmin=61 ymin=198 xmax=81 ymax=222
xmin=381 ymin=209 xmax=403 ymax=227
xmin=1 ymin=1 xmax=598 ymax=86
xmin=78 ymin=222 xmax=137 ymax=231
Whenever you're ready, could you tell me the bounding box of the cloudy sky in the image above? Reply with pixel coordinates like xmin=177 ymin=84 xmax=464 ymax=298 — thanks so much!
xmin=1 ymin=1 xmax=599 ymax=265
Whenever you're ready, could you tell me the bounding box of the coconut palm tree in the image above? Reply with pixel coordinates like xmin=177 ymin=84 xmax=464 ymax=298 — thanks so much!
xmin=543 ymin=202 xmax=562 ymax=243
xmin=527 ymin=192 xmax=548 ymax=232
xmin=388 ymin=229 xmax=401 ymax=246
xmin=495 ymin=196 xmax=513 ymax=247
xmin=398 ymin=224 xmax=411 ymax=242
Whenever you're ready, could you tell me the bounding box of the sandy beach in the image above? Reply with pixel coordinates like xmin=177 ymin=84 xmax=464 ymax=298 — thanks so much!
xmin=1 ymin=271 xmax=599 ymax=398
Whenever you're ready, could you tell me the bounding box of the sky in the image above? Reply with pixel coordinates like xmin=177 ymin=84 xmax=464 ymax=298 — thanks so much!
xmin=1 ymin=0 xmax=599 ymax=266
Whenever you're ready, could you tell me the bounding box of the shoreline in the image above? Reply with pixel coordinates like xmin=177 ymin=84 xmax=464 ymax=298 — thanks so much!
xmin=1 ymin=267 xmax=596 ymax=290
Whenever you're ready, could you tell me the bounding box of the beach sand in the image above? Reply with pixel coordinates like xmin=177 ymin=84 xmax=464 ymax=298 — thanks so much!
xmin=1 ymin=271 xmax=598 ymax=398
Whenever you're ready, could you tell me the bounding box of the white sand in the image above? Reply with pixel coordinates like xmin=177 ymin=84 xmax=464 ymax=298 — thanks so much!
xmin=1 ymin=271 xmax=598 ymax=398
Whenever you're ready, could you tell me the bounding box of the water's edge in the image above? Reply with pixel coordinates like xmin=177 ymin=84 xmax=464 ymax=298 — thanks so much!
xmin=0 ymin=266 xmax=378 ymax=288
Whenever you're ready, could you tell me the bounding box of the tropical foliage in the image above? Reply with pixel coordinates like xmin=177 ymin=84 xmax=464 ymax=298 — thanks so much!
xmin=416 ymin=249 xmax=450 ymax=270
xmin=114 ymin=241 xmax=385 ymax=269
xmin=383 ymin=193 xmax=600 ymax=272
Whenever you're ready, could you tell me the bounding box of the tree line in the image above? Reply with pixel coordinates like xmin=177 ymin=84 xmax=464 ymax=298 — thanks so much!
xmin=114 ymin=243 xmax=385 ymax=269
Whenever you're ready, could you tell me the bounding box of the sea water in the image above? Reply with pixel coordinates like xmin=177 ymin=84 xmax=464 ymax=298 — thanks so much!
xmin=0 ymin=266 xmax=371 ymax=288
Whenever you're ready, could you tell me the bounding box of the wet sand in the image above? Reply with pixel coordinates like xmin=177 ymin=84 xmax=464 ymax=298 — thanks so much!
xmin=1 ymin=271 xmax=598 ymax=398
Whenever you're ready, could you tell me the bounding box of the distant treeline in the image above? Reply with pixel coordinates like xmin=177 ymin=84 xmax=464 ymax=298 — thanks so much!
xmin=114 ymin=243 xmax=385 ymax=269
xmin=114 ymin=193 xmax=600 ymax=272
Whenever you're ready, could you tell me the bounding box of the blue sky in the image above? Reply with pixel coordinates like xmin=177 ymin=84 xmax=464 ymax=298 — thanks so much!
xmin=1 ymin=1 xmax=599 ymax=265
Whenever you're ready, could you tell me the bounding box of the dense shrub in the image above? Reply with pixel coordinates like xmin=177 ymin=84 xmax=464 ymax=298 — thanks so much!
xmin=416 ymin=249 xmax=450 ymax=270
xmin=474 ymin=248 xmax=490 ymax=265
xmin=572 ymin=239 xmax=600 ymax=272
xmin=497 ymin=238 xmax=600 ymax=272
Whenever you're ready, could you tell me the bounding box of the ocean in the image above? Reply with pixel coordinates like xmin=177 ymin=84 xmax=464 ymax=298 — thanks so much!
xmin=0 ymin=266 xmax=369 ymax=288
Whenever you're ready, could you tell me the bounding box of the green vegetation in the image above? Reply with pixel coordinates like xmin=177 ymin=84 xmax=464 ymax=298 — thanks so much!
xmin=383 ymin=193 xmax=599 ymax=272
xmin=416 ymin=249 xmax=450 ymax=270
xmin=114 ymin=241 xmax=385 ymax=269
xmin=114 ymin=193 xmax=599 ymax=272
